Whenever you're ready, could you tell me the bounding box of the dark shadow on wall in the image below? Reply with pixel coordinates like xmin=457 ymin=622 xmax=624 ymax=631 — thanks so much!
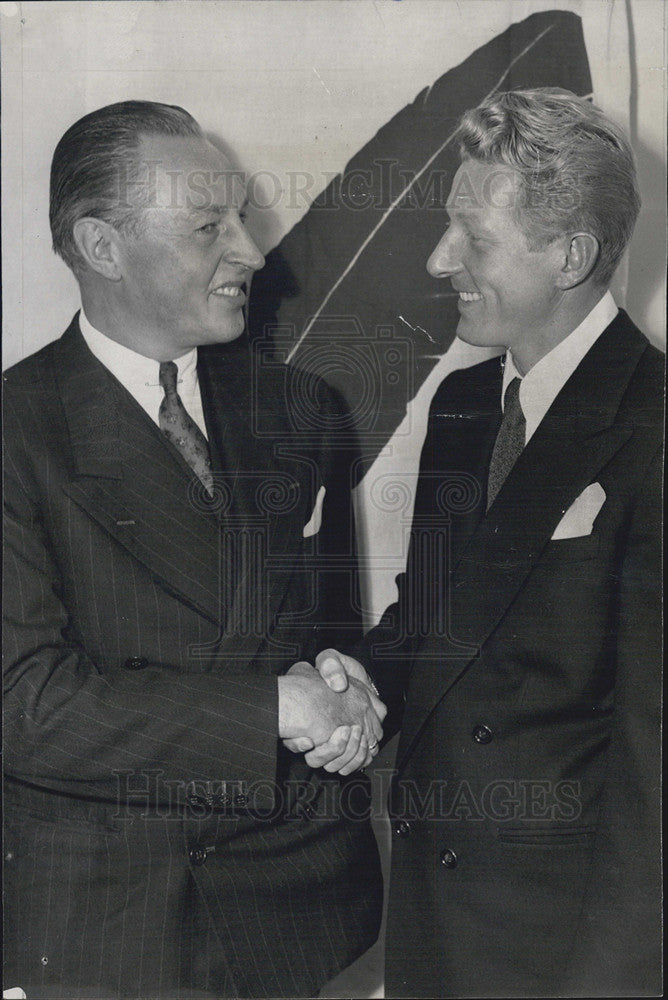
xmin=248 ymin=10 xmax=593 ymax=482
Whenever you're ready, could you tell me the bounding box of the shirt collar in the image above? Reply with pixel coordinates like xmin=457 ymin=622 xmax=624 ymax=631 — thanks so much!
xmin=502 ymin=291 xmax=618 ymax=442
xmin=78 ymin=308 xmax=199 ymax=389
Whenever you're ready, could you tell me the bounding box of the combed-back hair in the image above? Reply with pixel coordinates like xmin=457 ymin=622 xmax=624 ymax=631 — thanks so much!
xmin=50 ymin=100 xmax=202 ymax=274
xmin=454 ymin=88 xmax=640 ymax=285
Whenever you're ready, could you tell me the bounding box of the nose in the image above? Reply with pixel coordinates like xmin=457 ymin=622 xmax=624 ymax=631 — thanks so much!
xmin=224 ymin=219 xmax=265 ymax=273
xmin=426 ymin=226 xmax=461 ymax=278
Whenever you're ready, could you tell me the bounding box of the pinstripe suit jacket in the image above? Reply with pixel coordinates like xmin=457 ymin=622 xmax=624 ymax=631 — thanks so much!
xmin=3 ymin=316 xmax=382 ymax=998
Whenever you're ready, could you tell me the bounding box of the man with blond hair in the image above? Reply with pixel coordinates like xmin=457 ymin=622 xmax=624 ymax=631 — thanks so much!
xmin=320 ymin=88 xmax=662 ymax=997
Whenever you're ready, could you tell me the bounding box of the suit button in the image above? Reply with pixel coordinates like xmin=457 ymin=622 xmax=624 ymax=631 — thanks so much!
xmin=189 ymin=846 xmax=208 ymax=867
xmin=394 ymin=820 xmax=411 ymax=838
xmin=124 ymin=656 xmax=148 ymax=671
xmin=440 ymin=848 xmax=458 ymax=868
xmin=472 ymin=724 xmax=493 ymax=744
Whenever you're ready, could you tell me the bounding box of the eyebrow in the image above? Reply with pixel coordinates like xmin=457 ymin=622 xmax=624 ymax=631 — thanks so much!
xmin=187 ymin=198 xmax=249 ymax=219
xmin=445 ymin=206 xmax=492 ymax=233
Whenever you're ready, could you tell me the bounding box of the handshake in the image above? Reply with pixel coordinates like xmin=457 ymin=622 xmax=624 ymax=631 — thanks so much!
xmin=278 ymin=650 xmax=387 ymax=775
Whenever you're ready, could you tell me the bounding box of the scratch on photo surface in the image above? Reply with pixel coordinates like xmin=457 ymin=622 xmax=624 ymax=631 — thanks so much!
xmin=312 ymin=67 xmax=331 ymax=96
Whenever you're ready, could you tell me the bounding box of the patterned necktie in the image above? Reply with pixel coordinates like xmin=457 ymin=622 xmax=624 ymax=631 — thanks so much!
xmin=158 ymin=361 xmax=214 ymax=496
xmin=487 ymin=376 xmax=525 ymax=509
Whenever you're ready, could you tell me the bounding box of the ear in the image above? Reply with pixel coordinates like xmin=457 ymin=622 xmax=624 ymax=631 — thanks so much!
xmin=72 ymin=218 xmax=123 ymax=280
xmin=555 ymin=232 xmax=600 ymax=289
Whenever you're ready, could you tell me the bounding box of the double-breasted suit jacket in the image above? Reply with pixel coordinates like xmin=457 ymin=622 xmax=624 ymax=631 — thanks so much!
xmin=368 ymin=311 xmax=662 ymax=998
xmin=3 ymin=316 xmax=382 ymax=998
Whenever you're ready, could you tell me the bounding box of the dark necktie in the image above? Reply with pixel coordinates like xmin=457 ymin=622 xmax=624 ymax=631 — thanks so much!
xmin=487 ymin=376 xmax=525 ymax=509
xmin=158 ymin=361 xmax=214 ymax=496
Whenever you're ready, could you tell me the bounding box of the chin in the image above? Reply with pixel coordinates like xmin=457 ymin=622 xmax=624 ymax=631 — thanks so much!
xmin=456 ymin=320 xmax=499 ymax=349
xmin=456 ymin=322 xmax=483 ymax=346
xmin=219 ymin=323 xmax=246 ymax=343
xmin=203 ymin=321 xmax=245 ymax=345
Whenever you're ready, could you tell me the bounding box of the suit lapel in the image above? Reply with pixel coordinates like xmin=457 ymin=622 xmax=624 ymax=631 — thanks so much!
xmin=441 ymin=356 xmax=504 ymax=567
xmin=48 ymin=321 xmax=320 ymax=672
xmin=397 ymin=312 xmax=648 ymax=769
xmin=55 ymin=319 xmax=227 ymax=628
xmin=457 ymin=311 xmax=646 ymax=645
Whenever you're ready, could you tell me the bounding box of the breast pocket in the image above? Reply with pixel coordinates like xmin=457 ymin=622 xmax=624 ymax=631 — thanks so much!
xmin=497 ymin=825 xmax=596 ymax=846
xmin=544 ymin=533 xmax=601 ymax=563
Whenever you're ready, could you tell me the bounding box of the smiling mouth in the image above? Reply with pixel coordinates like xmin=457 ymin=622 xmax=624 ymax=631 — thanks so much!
xmin=458 ymin=291 xmax=482 ymax=302
xmin=210 ymin=283 xmax=245 ymax=299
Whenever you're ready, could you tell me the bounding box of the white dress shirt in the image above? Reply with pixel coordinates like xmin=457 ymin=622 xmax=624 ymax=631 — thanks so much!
xmin=78 ymin=309 xmax=208 ymax=438
xmin=502 ymin=290 xmax=618 ymax=445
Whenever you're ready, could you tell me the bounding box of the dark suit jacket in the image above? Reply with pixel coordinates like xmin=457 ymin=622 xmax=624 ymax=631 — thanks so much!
xmin=3 ymin=316 xmax=382 ymax=998
xmin=366 ymin=311 xmax=663 ymax=998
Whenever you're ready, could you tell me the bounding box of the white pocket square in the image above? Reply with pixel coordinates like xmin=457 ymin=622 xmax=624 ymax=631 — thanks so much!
xmin=303 ymin=485 xmax=326 ymax=538
xmin=551 ymin=482 xmax=606 ymax=540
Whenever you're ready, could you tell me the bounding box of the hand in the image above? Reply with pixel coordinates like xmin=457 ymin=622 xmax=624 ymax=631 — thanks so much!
xmin=305 ymin=649 xmax=386 ymax=771
xmin=314 ymin=647 xmax=381 ymax=699
xmin=279 ymin=662 xmax=385 ymax=775
xmin=303 ymin=721 xmax=380 ymax=774
xmin=282 ymin=724 xmax=379 ymax=774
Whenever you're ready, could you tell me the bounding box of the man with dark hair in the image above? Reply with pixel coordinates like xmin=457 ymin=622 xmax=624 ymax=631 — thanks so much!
xmin=3 ymin=100 xmax=385 ymax=998
xmin=319 ymin=88 xmax=663 ymax=997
